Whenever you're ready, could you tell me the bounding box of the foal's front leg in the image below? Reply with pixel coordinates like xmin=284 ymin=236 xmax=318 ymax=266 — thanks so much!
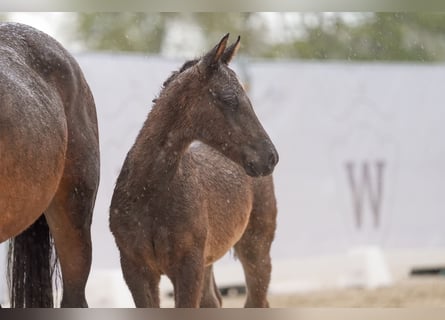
xmin=234 ymin=184 xmax=277 ymax=308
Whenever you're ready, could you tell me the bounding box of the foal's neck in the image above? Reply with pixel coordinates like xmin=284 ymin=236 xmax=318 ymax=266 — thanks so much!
xmin=132 ymin=94 xmax=192 ymax=188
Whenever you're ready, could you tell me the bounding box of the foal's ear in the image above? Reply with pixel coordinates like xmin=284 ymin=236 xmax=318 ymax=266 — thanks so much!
xmin=221 ymin=36 xmax=241 ymax=65
xmin=202 ymin=33 xmax=230 ymax=69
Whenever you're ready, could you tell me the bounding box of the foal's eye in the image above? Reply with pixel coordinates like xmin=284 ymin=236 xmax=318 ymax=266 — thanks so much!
xmin=209 ymin=88 xmax=238 ymax=110
xmin=219 ymin=93 xmax=238 ymax=108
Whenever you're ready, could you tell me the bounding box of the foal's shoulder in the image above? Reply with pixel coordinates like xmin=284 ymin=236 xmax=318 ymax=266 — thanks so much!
xmin=186 ymin=141 xmax=226 ymax=165
xmin=184 ymin=141 xmax=246 ymax=176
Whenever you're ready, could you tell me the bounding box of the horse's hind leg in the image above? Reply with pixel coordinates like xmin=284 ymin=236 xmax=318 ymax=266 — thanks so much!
xmin=45 ymin=175 xmax=98 ymax=307
xmin=200 ymin=265 xmax=222 ymax=307
xmin=234 ymin=178 xmax=277 ymax=308
xmin=44 ymin=130 xmax=99 ymax=307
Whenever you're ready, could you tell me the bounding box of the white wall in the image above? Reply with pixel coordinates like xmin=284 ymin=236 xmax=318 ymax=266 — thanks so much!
xmin=76 ymin=55 xmax=445 ymax=267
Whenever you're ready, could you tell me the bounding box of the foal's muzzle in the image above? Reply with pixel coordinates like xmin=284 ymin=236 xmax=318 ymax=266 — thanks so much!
xmin=243 ymin=141 xmax=279 ymax=177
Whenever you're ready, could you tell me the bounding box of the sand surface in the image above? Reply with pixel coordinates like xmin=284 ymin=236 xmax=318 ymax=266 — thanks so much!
xmin=220 ymin=277 xmax=445 ymax=307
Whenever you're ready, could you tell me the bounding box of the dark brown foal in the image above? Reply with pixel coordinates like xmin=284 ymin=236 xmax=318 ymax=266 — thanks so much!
xmin=110 ymin=34 xmax=278 ymax=308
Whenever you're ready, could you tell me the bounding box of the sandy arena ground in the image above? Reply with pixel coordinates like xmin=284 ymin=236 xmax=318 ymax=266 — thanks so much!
xmin=220 ymin=277 xmax=445 ymax=307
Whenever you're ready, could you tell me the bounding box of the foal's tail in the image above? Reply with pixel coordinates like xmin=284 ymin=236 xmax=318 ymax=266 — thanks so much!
xmin=7 ymin=215 xmax=59 ymax=308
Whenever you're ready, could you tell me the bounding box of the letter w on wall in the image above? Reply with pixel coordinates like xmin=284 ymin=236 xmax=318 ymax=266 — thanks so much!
xmin=345 ymin=161 xmax=385 ymax=229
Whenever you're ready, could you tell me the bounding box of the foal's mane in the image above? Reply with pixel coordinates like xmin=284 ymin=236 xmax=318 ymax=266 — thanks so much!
xmin=163 ymin=58 xmax=199 ymax=88
xmin=152 ymin=58 xmax=199 ymax=103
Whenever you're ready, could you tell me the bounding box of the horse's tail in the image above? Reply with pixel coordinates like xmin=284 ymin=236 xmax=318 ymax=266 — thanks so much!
xmin=7 ymin=214 xmax=59 ymax=308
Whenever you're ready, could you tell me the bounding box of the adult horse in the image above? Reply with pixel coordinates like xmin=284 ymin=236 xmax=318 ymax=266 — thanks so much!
xmin=0 ymin=23 xmax=100 ymax=307
xmin=110 ymin=34 xmax=278 ymax=308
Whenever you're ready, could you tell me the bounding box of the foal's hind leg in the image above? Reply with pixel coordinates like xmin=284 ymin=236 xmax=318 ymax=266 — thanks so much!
xmin=234 ymin=178 xmax=277 ymax=308
xmin=45 ymin=176 xmax=98 ymax=307
xmin=120 ymin=252 xmax=161 ymax=307
xmin=200 ymin=265 xmax=222 ymax=307
xmin=167 ymin=251 xmax=206 ymax=308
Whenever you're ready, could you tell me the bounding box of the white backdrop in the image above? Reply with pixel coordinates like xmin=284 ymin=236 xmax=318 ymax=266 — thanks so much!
xmin=76 ymin=55 xmax=445 ymax=268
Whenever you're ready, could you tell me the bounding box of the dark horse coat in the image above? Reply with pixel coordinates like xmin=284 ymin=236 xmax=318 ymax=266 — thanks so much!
xmin=110 ymin=34 xmax=278 ymax=308
xmin=0 ymin=23 xmax=100 ymax=307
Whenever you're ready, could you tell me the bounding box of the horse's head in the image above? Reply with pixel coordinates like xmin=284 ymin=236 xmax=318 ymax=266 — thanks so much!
xmin=165 ymin=34 xmax=279 ymax=177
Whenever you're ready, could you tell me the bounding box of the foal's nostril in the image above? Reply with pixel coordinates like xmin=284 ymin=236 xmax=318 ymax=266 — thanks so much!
xmin=246 ymin=160 xmax=259 ymax=177
xmin=268 ymin=151 xmax=279 ymax=169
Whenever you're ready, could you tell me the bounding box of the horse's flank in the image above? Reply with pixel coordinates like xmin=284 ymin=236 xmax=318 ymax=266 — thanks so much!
xmin=0 ymin=22 xmax=100 ymax=307
xmin=0 ymin=23 xmax=68 ymax=240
